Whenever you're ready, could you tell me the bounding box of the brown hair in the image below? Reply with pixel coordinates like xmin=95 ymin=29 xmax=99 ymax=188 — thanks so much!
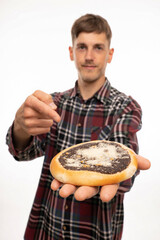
xmin=71 ymin=14 xmax=112 ymax=46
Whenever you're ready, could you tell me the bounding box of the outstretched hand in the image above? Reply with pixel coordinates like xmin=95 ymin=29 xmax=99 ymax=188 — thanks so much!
xmin=51 ymin=154 xmax=151 ymax=202
xmin=13 ymin=90 xmax=61 ymax=150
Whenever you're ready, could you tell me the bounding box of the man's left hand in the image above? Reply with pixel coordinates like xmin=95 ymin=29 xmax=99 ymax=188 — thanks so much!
xmin=51 ymin=154 xmax=151 ymax=202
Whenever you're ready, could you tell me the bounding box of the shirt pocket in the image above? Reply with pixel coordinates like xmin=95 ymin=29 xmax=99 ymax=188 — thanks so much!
xmin=91 ymin=125 xmax=112 ymax=141
xmin=99 ymin=125 xmax=113 ymax=140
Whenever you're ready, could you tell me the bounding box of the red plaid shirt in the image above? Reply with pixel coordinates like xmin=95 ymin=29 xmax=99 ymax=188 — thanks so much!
xmin=6 ymin=79 xmax=142 ymax=240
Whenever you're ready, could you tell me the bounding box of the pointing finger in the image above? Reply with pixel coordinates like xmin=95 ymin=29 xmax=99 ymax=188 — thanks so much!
xmin=25 ymin=95 xmax=61 ymax=122
xmin=33 ymin=90 xmax=53 ymax=104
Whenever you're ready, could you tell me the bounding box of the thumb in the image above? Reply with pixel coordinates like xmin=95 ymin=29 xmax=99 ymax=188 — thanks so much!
xmin=136 ymin=154 xmax=151 ymax=170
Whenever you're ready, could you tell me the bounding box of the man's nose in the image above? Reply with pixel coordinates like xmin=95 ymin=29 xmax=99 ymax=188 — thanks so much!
xmin=85 ymin=48 xmax=94 ymax=61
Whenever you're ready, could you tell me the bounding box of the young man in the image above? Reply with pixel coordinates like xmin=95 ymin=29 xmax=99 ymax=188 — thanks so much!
xmin=6 ymin=14 xmax=150 ymax=239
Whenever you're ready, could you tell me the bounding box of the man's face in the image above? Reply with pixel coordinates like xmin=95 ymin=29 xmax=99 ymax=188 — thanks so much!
xmin=69 ymin=32 xmax=114 ymax=84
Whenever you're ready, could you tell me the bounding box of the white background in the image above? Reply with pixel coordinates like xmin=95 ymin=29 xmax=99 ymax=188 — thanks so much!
xmin=0 ymin=0 xmax=160 ymax=239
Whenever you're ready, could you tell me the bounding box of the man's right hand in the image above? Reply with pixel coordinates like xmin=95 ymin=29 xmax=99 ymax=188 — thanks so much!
xmin=13 ymin=90 xmax=61 ymax=150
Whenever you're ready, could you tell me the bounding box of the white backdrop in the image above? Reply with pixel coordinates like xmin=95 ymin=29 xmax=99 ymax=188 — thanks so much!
xmin=0 ymin=0 xmax=160 ymax=239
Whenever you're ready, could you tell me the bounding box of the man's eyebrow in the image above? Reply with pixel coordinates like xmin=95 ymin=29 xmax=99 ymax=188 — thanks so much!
xmin=76 ymin=42 xmax=87 ymax=46
xmin=76 ymin=43 xmax=105 ymax=47
xmin=94 ymin=43 xmax=105 ymax=47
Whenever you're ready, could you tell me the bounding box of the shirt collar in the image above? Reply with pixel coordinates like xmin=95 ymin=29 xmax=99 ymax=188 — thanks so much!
xmin=68 ymin=78 xmax=111 ymax=104
xmin=94 ymin=78 xmax=111 ymax=104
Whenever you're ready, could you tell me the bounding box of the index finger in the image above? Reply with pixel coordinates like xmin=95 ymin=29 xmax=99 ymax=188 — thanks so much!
xmin=33 ymin=90 xmax=61 ymax=122
xmin=33 ymin=90 xmax=54 ymax=105
xmin=26 ymin=95 xmax=61 ymax=122
xmin=33 ymin=90 xmax=59 ymax=111
xmin=100 ymin=184 xmax=119 ymax=202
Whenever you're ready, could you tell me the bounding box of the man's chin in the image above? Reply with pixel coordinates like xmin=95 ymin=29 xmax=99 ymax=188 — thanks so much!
xmin=80 ymin=75 xmax=100 ymax=83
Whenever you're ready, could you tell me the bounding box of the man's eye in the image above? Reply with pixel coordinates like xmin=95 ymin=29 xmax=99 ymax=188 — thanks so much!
xmin=77 ymin=45 xmax=86 ymax=50
xmin=80 ymin=46 xmax=85 ymax=49
xmin=95 ymin=46 xmax=103 ymax=50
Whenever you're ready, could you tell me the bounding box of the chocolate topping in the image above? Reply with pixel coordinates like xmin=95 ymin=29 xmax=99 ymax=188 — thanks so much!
xmin=59 ymin=141 xmax=131 ymax=174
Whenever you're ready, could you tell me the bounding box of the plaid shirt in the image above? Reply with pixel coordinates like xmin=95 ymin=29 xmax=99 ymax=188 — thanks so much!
xmin=6 ymin=79 xmax=142 ymax=240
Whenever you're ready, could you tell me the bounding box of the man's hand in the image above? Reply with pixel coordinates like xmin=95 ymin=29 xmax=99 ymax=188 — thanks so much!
xmin=13 ymin=90 xmax=61 ymax=150
xmin=51 ymin=154 xmax=151 ymax=202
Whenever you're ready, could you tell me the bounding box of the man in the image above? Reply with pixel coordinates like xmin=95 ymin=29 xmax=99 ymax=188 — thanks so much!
xmin=6 ymin=14 xmax=150 ymax=239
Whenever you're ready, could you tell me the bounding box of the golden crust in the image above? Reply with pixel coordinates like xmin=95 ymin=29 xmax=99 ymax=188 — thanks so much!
xmin=50 ymin=140 xmax=138 ymax=186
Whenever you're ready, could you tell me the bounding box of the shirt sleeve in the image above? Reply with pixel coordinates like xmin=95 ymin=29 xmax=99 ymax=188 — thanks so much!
xmin=6 ymin=123 xmax=46 ymax=161
xmin=109 ymin=97 xmax=142 ymax=194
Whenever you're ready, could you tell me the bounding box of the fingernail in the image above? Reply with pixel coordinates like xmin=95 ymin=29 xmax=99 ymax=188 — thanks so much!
xmin=49 ymin=102 xmax=57 ymax=110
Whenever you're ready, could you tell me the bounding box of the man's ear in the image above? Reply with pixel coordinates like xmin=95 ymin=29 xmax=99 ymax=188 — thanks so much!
xmin=69 ymin=46 xmax=74 ymax=61
xmin=107 ymin=48 xmax=114 ymax=63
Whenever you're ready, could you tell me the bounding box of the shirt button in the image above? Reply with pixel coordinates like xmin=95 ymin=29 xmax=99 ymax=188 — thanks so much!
xmin=65 ymin=205 xmax=68 ymax=210
xmin=63 ymin=226 xmax=67 ymax=231
xmin=82 ymin=104 xmax=86 ymax=108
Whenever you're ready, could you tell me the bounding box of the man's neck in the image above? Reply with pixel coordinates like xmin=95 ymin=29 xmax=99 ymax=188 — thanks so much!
xmin=78 ymin=77 xmax=106 ymax=100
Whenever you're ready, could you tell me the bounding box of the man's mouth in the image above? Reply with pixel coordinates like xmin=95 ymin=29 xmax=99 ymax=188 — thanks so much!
xmin=82 ymin=65 xmax=97 ymax=69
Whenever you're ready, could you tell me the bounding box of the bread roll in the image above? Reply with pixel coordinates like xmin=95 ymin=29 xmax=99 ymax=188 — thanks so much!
xmin=50 ymin=140 xmax=137 ymax=186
